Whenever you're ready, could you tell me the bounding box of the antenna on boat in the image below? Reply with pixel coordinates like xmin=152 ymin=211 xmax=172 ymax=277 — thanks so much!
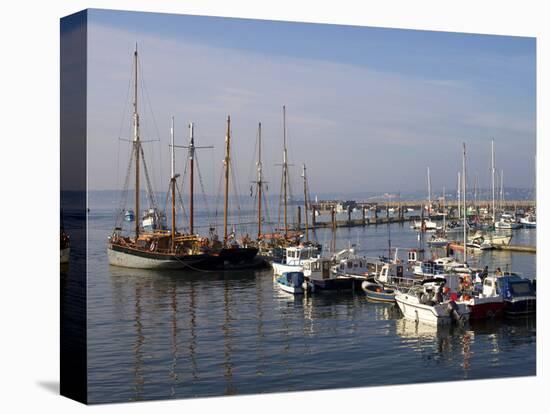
xmin=302 ymin=163 xmax=309 ymax=243
xmin=442 ymin=186 xmax=446 ymax=236
xmin=427 ymin=167 xmax=431 ymax=219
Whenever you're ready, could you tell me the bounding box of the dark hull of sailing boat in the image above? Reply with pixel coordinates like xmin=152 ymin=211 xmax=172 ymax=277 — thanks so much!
xmin=107 ymin=243 xmax=211 ymax=270
xmin=207 ymin=247 xmax=266 ymax=270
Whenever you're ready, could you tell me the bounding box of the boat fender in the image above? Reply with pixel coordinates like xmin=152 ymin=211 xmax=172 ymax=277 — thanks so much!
xmin=150 ymin=241 xmax=156 ymax=252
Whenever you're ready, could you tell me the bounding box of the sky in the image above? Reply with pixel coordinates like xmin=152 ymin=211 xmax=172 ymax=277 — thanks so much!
xmin=86 ymin=9 xmax=536 ymax=197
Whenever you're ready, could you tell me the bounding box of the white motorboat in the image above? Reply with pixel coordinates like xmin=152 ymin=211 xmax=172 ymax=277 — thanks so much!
xmin=495 ymin=213 xmax=521 ymax=229
xmin=466 ymin=235 xmax=494 ymax=251
xmin=520 ymin=214 xmax=536 ymax=228
xmin=427 ymin=235 xmax=449 ymax=247
xmin=469 ymin=230 xmax=512 ymax=247
xmin=395 ymin=281 xmax=470 ymax=326
xmin=412 ymin=219 xmax=440 ymax=231
xmin=272 ymin=245 xmax=320 ymax=275
xmin=433 ymin=257 xmax=472 ymax=274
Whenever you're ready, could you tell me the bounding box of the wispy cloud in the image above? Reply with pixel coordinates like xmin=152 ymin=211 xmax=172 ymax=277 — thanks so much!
xmin=86 ymin=20 xmax=536 ymax=193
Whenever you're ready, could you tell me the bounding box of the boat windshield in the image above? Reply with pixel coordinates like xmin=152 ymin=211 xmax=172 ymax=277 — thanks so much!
xmin=510 ymin=281 xmax=532 ymax=295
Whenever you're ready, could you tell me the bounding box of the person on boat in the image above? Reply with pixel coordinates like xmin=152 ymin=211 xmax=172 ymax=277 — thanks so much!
xmin=480 ymin=266 xmax=489 ymax=281
xmin=457 ymin=277 xmax=465 ymax=295
xmin=495 ymin=267 xmax=503 ymax=276
xmin=435 ymin=284 xmax=445 ymax=303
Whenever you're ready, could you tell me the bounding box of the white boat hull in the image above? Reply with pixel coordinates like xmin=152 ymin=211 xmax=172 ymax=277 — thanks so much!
xmin=277 ymin=282 xmax=304 ymax=294
xmin=495 ymin=222 xmax=521 ymax=230
xmin=395 ymin=293 xmax=470 ymax=326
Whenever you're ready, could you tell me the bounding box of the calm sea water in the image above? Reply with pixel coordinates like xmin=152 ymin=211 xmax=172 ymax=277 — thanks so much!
xmin=76 ymin=201 xmax=536 ymax=404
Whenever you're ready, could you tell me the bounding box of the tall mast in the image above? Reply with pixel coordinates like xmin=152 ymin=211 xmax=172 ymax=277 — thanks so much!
xmin=474 ymin=174 xmax=478 ymax=210
xmin=282 ymin=105 xmax=288 ymax=237
xmin=442 ymin=186 xmax=446 ymax=234
xmin=133 ymin=44 xmax=140 ymax=240
xmin=172 ymin=122 xmax=213 ymax=235
xmin=457 ymin=172 xmax=461 ymax=220
xmin=224 ymin=116 xmax=231 ymax=245
xmin=462 ymin=143 xmax=467 ymax=263
xmin=189 ymin=123 xmax=195 ymax=234
xmin=500 ymin=170 xmax=504 ymax=213
xmin=257 ymin=122 xmax=263 ymax=240
xmin=302 ymin=164 xmax=309 ymax=243
xmin=491 ymin=138 xmax=496 ymax=223
xmin=170 ymin=117 xmax=176 ymax=248
xmin=427 ymin=167 xmax=431 ymax=219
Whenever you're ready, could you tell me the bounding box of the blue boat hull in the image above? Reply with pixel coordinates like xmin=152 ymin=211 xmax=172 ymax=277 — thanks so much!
xmin=504 ymin=298 xmax=536 ymax=315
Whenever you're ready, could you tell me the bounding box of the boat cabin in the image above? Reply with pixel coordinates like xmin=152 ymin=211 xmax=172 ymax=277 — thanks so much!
xmin=283 ymin=245 xmax=319 ymax=266
xmin=493 ymin=274 xmax=536 ymax=299
xmin=303 ymin=257 xmax=332 ymax=280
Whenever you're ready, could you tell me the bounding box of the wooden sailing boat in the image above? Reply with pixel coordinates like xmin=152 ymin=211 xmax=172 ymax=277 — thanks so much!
xmin=107 ymin=46 xmax=210 ymax=269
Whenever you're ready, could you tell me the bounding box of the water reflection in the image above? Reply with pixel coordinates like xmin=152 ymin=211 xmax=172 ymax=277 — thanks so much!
xmin=94 ymin=262 xmax=536 ymax=402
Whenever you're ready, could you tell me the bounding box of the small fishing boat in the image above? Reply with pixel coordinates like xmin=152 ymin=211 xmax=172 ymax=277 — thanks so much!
xmin=362 ymin=279 xmax=396 ymax=302
xmin=272 ymin=245 xmax=320 ymax=275
xmin=124 ymin=209 xmax=135 ymax=222
xmin=303 ymin=257 xmax=354 ymax=291
xmin=276 ymin=271 xmax=305 ymax=294
xmin=395 ymin=281 xmax=470 ymax=326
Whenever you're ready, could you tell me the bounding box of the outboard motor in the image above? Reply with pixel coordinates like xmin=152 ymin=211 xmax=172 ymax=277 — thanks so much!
xmin=447 ymin=300 xmax=465 ymax=325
